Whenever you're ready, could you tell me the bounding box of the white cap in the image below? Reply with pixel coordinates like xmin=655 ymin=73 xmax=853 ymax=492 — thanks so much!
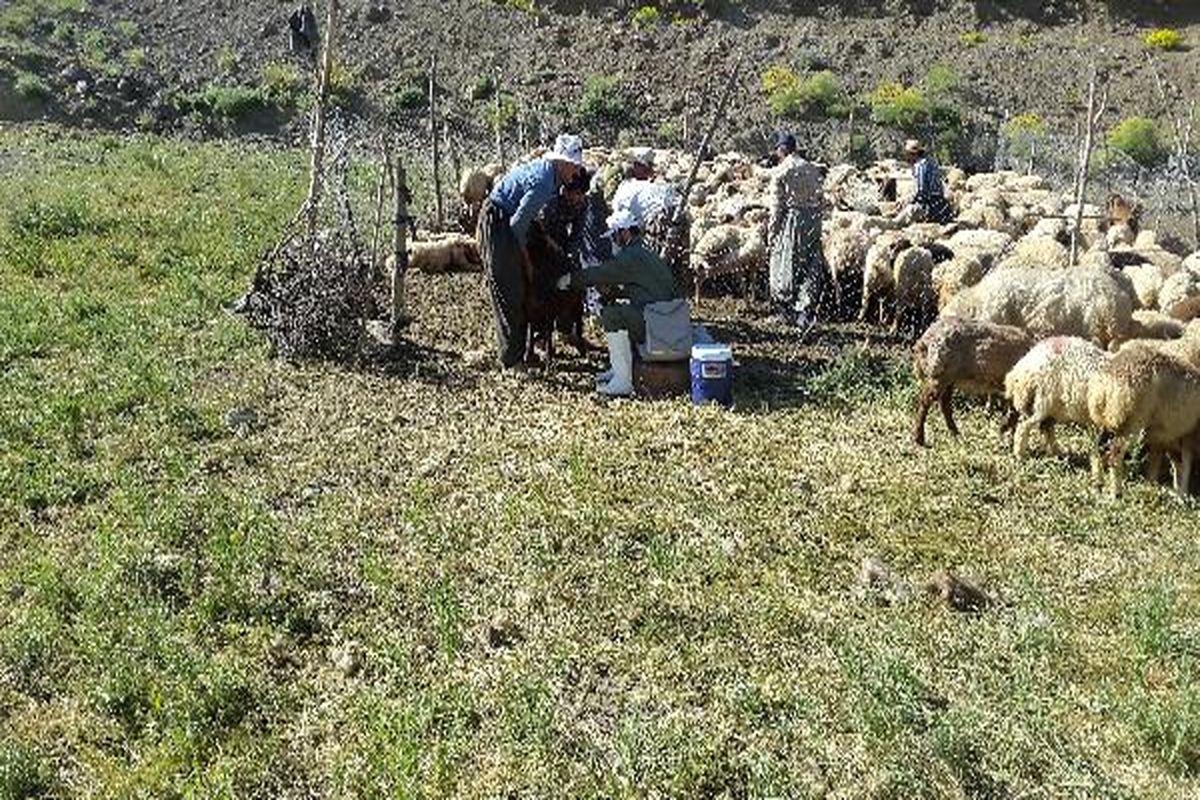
xmin=545 ymin=133 xmax=585 ymax=167
xmin=606 ymin=208 xmax=639 ymax=236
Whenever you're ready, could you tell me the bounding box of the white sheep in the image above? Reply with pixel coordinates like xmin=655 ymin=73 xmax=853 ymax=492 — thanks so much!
xmin=824 ymin=224 xmax=869 ymax=314
xmin=1128 ymin=309 xmax=1186 ymax=342
xmin=860 ymin=232 xmax=910 ymax=325
xmin=1000 ymin=234 xmax=1070 ymax=270
xmin=931 ymin=256 xmax=985 ymax=311
xmin=692 ymin=223 xmax=766 ymax=303
xmin=403 ymin=233 xmax=482 ymax=274
xmin=892 ymin=246 xmax=937 ymax=334
xmin=1004 ymin=336 xmax=1109 ymax=466
xmin=1123 ymin=264 xmax=1164 ymax=310
xmin=1088 ymin=345 xmax=1200 ymax=496
xmin=943 ymin=266 xmax=1135 ymax=348
xmin=944 ymin=229 xmax=1013 ymax=270
xmin=1158 ymin=269 xmax=1200 ymax=321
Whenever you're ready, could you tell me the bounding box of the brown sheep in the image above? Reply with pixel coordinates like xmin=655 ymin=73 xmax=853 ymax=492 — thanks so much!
xmin=911 ymin=316 xmax=1036 ymax=446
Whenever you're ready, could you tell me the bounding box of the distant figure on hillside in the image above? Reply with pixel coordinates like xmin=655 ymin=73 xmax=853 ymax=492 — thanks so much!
xmin=768 ymin=133 xmax=827 ymax=329
xmin=289 ymin=4 xmax=319 ymax=54
xmin=478 ymin=134 xmax=586 ymax=368
xmin=896 ymin=139 xmax=954 ymax=225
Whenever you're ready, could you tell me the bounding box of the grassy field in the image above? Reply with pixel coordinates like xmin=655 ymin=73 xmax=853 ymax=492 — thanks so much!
xmin=2 ymin=124 xmax=1200 ymax=799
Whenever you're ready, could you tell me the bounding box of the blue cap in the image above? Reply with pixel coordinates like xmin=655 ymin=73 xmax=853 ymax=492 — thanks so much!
xmin=775 ymin=132 xmax=797 ymax=153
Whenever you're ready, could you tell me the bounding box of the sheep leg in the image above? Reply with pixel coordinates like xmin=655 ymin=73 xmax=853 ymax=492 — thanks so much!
xmin=1145 ymin=446 xmax=1166 ymax=485
xmin=1041 ymin=420 xmax=1062 ymax=457
xmin=912 ymin=383 xmax=938 ymax=447
xmin=1178 ymin=447 xmax=1195 ymax=498
xmin=998 ymin=407 xmax=1019 ymax=440
xmin=939 ymin=386 xmax=959 ymax=437
xmin=1107 ymin=436 xmax=1130 ymax=498
xmin=1013 ymin=416 xmax=1036 ymax=458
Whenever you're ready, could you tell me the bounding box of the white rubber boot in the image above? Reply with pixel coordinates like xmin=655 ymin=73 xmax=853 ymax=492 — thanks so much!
xmin=597 ymin=330 xmax=634 ymax=397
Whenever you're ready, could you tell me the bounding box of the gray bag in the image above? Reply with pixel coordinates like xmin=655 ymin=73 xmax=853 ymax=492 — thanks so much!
xmin=639 ymin=299 xmax=692 ymax=362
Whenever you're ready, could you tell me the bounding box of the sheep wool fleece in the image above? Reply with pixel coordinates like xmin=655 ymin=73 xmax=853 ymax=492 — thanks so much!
xmin=478 ymin=198 xmax=527 ymax=368
xmin=568 ymin=239 xmax=681 ymax=344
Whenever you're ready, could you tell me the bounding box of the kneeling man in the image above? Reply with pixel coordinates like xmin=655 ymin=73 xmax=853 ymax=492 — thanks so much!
xmin=556 ymin=209 xmax=682 ymax=397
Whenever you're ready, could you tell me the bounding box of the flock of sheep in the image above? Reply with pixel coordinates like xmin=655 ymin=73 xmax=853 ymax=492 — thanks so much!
xmin=437 ymin=147 xmax=1200 ymax=498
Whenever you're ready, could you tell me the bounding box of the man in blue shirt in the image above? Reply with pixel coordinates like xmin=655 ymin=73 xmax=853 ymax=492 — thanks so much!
xmin=477 ymin=134 xmax=586 ymax=368
xmin=897 ymin=139 xmax=954 ymax=224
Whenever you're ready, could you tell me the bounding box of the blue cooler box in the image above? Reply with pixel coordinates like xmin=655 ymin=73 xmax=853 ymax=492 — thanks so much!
xmin=690 ymin=344 xmax=734 ymax=407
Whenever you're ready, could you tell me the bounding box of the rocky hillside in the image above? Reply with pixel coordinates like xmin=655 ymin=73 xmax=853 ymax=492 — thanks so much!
xmin=1 ymin=0 xmax=1198 ymax=166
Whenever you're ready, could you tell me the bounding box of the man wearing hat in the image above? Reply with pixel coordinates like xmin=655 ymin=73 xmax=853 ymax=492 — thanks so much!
xmin=897 ymin=139 xmax=953 ymax=225
xmin=555 ymin=209 xmax=682 ymax=397
xmin=767 ymin=132 xmax=827 ymax=328
xmin=478 ymin=133 xmax=586 ymax=368
xmin=609 ymin=150 xmax=689 ymax=292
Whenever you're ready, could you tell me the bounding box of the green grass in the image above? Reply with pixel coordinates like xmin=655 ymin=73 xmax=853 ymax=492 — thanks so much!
xmin=3 ymin=125 xmax=1200 ymax=796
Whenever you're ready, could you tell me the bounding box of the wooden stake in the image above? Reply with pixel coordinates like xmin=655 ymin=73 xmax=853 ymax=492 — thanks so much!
xmin=673 ymin=55 xmax=743 ymax=226
xmin=1070 ymin=66 xmax=1107 ymax=266
xmin=493 ymin=68 xmax=504 ymax=164
xmin=391 ymin=152 xmax=412 ymax=337
xmin=429 ymin=54 xmax=444 ymax=232
xmin=369 ymin=140 xmax=393 ymax=283
xmin=305 ymin=0 xmax=339 ymax=247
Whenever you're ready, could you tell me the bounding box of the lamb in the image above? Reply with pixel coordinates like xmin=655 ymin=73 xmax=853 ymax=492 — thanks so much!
xmin=691 ymin=222 xmax=766 ymax=303
xmin=860 ymin=232 xmax=911 ymax=325
xmin=931 ymin=256 xmax=985 ymax=311
xmin=1127 ymin=309 xmax=1186 ymax=343
xmin=1000 ymin=234 xmax=1070 ymax=270
xmin=1003 ymin=337 xmax=1109 ymax=467
xmin=458 ymin=163 xmax=505 ymax=230
xmin=892 ymin=246 xmax=937 ymax=334
xmin=407 ymin=234 xmax=481 ymax=274
xmin=1123 ymin=263 xmax=1164 ymax=310
xmin=911 ymin=316 xmax=1035 ymax=446
xmin=1087 ymin=345 xmax=1200 ymax=497
xmin=942 ymin=266 xmax=1135 ymax=348
xmin=824 ymin=224 xmax=870 ymax=317
xmin=1158 ymin=269 xmax=1200 ymax=321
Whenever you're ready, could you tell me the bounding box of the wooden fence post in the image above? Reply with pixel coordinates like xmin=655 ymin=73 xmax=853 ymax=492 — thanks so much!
xmin=305 ymin=0 xmax=339 ymax=247
xmin=392 ymin=153 xmax=411 ymax=337
xmin=429 ymin=54 xmax=444 ymax=232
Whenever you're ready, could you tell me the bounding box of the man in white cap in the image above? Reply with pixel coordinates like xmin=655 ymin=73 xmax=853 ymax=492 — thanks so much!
xmin=477 ymin=133 xmax=586 ymax=368
xmin=609 ymin=150 xmax=689 ymax=292
xmin=896 ymin=139 xmax=953 ymax=225
xmin=556 ymin=208 xmax=682 ymax=397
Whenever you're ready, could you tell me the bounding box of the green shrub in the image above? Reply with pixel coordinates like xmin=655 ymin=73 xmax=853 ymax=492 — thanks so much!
xmin=1145 ymin=28 xmax=1185 ymax=52
xmin=923 ymin=64 xmax=959 ymax=101
xmin=762 ymin=65 xmax=846 ymax=120
xmin=632 ymin=5 xmax=661 ymax=28
xmin=868 ymin=81 xmax=928 ymax=131
xmin=577 ymin=73 xmax=635 ymax=129
xmin=959 ymin=31 xmax=987 ymax=46
xmin=393 ymin=85 xmax=427 ymax=112
xmin=122 ymin=47 xmax=146 ymax=69
xmin=114 ymin=19 xmax=139 ymax=40
xmin=216 ymin=44 xmax=239 ymax=75
xmin=1107 ymin=118 xmax=1167 ymax=167
xmin=470 ymin=75 xmax=496 ymax=101
xmin=14 ymin=71 xmax=51 ymax=102
xmin=656 ymin=119 xmax=680 ymax=144
xmin=485 ymin=94 xmax=518 ymax=131
xmin=260 ymin=62 xmax=303 ymax=100
xmin=327 ymin=61 xmax=358 ymax=108
xmin=1002 ymin=112 xmax=1048 ymax=159
xmin=176 ymin=85 xmax=268 ymax=121
xmin=0 ymin=0 xmax=87 ymax=37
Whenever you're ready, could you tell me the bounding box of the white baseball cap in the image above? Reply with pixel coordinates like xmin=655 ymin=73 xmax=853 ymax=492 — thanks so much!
xmin=606 ymin=208 xmax=640 ymax=236
xmin=545 ymin=133 xmax=585 ymax=167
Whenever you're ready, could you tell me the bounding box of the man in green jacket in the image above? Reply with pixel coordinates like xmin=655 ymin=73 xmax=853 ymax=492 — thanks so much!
xmin=556 ymin=209 xmax=681 ymax=397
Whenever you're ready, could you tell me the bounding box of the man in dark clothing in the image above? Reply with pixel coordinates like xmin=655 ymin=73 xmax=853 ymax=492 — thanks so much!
xmin=557 ymin=209 xmax=682 ymax=397
xmin=897 ymin=139 xmax=954 ymax=224
xmin=477 ymin=134 xmax=585 ymax=368
xmin=288 ymin=4 xmax=318 ymax=54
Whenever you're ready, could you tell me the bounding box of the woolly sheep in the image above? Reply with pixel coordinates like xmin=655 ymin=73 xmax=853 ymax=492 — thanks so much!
xmin=692 ymin=223 xmax=766 ymax=303
xmin=931 ymin=256 xmax=985 ymax=311
xmin=860 ymin=232 xmax=911 ymax=325
xmin=1127 ymin=309 xmax=1186 ymax=342
xmin=892 ymin=246 xmax=937 ymax=334
xmin=1088 ymin=345 xmax=1200 ymax=496
xmin=1123 ymin=264 xmax=1164 ymax=310
xmin=943 ymin=266 xmax=1135 ymax=347
xmin=1004 ymin=336 xmax=1109 ymax=465
xmin=1158 ymin=270 xmax=1200 ymax=321
xmin=911 ymin=316 xmax=1035 ymax=445
xmin=824 ymin=224 xmax=870 ymax=315
xmin=1000 ymin=234 xmax=1070 ymax=270
xmin=406 ymin=234 xmax=482 ymax=274
xmin=945 ymin=229 xmax=1013 ymax=270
